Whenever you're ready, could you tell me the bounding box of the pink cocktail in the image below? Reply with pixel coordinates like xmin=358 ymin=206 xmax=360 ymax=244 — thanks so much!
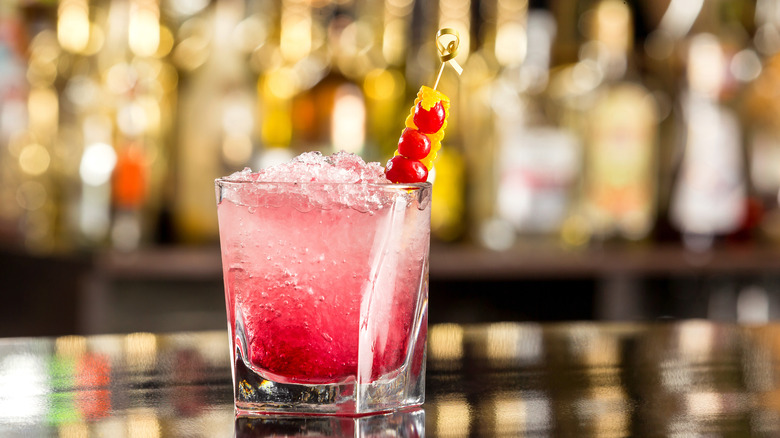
xmin=216 ymin=152 xmax=430 ymax=415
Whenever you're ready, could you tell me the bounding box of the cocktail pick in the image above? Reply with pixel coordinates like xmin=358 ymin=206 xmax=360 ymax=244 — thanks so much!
xmin=385 ymin=28 xmax=461 ymax=183
xmin=433 ymin=28 xmax=463 ymax=91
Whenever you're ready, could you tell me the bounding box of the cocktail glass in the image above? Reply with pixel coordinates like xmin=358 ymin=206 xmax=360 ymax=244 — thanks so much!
xmin=216 ymin=178 xmax=431 ymax=415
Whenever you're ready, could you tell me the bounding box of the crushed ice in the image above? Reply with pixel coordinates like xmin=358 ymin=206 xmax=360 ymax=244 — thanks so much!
xmin=223 ymin=151 xmax=389 ymax=184
xmin=219 ymin=151 xmax=430 ymax=212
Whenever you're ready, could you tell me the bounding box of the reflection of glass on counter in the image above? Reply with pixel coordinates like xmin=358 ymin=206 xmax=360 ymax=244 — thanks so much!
xmin=0 ymin=331 xmax=233 ymax=436
xmin=5 ymin=324 xmax=780 ymax=436
xmin=235 ymin=409 xmax=425 ymax=438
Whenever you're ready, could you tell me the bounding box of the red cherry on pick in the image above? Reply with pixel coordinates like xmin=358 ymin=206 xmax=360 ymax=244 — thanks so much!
xmin=413 ymin=101 xmax=446 ymax=134
xmin=385 ymin=155 xmax=428 ymax=183
xmin=397 ymin=128 xmax=431 ymax=160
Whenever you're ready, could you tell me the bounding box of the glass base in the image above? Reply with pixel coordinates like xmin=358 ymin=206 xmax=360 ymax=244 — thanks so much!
xmin=232 ymin=356 xmax=425 ymax=416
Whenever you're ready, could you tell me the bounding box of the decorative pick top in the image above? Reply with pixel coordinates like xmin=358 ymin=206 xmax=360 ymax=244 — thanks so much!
xmin=385 ymin=28 xmax=462 ymax=184
xmin=434 ymin=28 xmax=463 ymax=90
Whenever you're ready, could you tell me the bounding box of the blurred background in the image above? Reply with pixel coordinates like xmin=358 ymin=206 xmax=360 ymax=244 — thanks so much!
xmin=1 ymin=0 xmax=779 ymax=336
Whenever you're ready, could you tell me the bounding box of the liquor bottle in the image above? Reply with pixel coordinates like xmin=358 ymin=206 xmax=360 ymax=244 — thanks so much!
xmin=424 ymin=0 xmax=471 ymax=242
xmin=573 ymin=0 xmax=660 ymax=244
xmin=742 ymin=0 xmax=780 ymax=243
xmin=0 ymin=6 xmax=31 ymax=246
xmin=471 ymin=5 xmax=581 ymax=250
xmin=669 ymin=5 xmax=750 ymax=250
xmin=111 ymin=140 xmax=149 ymax=251
xmin=5 ymin=5 xmax=63 ymax=252
xmin=308 ymin=3 xmax=368 ymax=157
xmin=284 ymin=0 xmax=368 ymax=160
xmin=54 ymin=0 xmax=113 ymax=249
xmin=174 ymin=0 xmax=250 ymax=243
xmin=240 ymin=0 xmax=295 ymax=170
xmin=258 ymin=68 xmax=296 ymax=168
xmin=71 ymin=0 xmax=176 ymax=250
xmin=361 ymin=0 xmax=414 ymax=162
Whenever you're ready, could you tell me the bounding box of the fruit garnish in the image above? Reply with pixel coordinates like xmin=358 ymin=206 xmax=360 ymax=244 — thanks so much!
xmin=414 ymin=101 xmax=446 ymax=134
xmin=385 ymin=155 xmax=428 ymax=183
xmin=405 ymin=86 xmax=450 ymax=170
xmin=384 ymin=28 xmax=461 ymax=184
xmin=398 ymin=128 xmax=431 ymax=160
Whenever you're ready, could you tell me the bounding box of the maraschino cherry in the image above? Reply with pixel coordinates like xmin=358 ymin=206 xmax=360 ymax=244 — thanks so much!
xmin=413 ymin=101 xmax=446 ymax=134
xmin=397 ymin=128 xmax=431 ymax=160
xmin=385 ymin=155 xmax=428 ymax=183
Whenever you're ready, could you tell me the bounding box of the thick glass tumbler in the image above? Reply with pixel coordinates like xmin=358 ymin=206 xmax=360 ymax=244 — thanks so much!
xmin=216 ymin=179 xmax=431 ymax=415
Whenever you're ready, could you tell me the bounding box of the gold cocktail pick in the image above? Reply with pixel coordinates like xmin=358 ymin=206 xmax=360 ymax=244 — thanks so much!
xmin=433 ymin=28 xmax=463 ymax=91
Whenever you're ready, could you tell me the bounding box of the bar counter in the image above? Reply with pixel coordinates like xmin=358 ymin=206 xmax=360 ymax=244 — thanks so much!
xmin=3 ymin=321 xmax=780 ymax=436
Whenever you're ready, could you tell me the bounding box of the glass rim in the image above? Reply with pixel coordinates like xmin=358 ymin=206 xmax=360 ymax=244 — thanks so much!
xmin=215 ymin=178 xmax=432 ymax=190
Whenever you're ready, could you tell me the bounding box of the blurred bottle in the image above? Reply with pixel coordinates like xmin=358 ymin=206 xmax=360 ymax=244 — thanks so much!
xmin=297 ymin=2 xmax=369 ymax=157
xmin=0 ymin=5 xmax=31 ymax=246
xmin=669 ymin=2 xmax=750 ymax=251
xmin=272 ymin=0 xmax=388 ymax=166
xmin=58 ymin=0 xmax=178 ymax=250
xmin=547 ymin=0 xmax=591 ymax=66
xmin=743 ymin=0 xmax=780 ymax=243
xmin=52 ymin=0 xmax=107 ymax=249
xmin=470 ymin=4 xmax=582 ymax=251
xmin=174 ymin=0 xmax=252 ymax=244
xmin=424 ymin=0 xmax=470 ymax=243
xmin=263 ymin=0 xmax=319 ymax=166
xmin=111 ymin=140 xmax=149 ymax=251
xmin=459 ymin=0 xmax=500 ymax=249
xmin=258 ymin=67 xmax=296 ymax=168
xmin=362 ymin=0 xmax=413 ymax=163
xmin=572 ymin=0 xmax=660 ymax=245
xmin=114 ymin=19 xmax=179 ymax=251
xmin=8 ymin=4 xmax=65 ymax=253
xmin=635 ymin=0 xmax=687 ymax=245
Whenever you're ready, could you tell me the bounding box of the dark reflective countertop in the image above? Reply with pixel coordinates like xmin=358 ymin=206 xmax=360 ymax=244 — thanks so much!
xmin=3 ymin=321 xmax=780 ymax=436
